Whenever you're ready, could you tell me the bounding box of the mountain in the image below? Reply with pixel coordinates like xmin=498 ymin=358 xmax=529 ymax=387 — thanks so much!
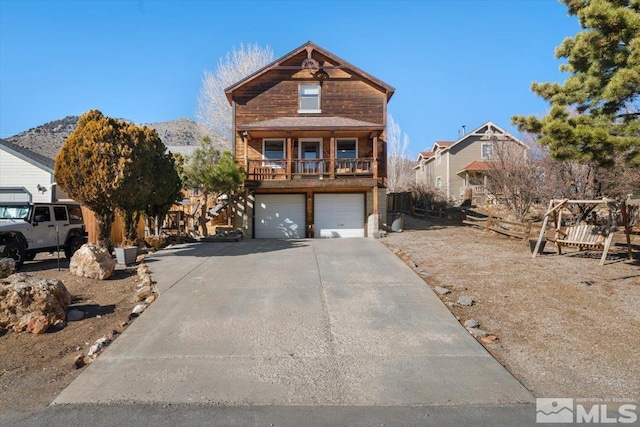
xmin=5 ymin=116 xmax=229 ymax=160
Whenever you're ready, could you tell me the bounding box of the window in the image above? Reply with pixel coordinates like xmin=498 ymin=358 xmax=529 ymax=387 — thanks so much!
xmin=34 ymin=206 xmax=51 ymax=222
xmin=336 ymin=138 xmax=357 ymax=159
xmin=53 ymin=206 xmax=67 ymax=221
xmin=436 ymin=176 xmax=442 ymax=189
xmin=68 ymin=205 xmax=84 ymax=224
xmin=299 ymin=84 xmax=320 ymax=112
xmin=262 ymin=139 xmax=285 ymax=166
xmin=481 ymin=142 xmax=493 ymax=159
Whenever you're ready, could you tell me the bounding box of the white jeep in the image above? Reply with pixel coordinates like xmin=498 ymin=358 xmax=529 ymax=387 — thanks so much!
xmin=0 ymin=202 xmax=88 ymax=268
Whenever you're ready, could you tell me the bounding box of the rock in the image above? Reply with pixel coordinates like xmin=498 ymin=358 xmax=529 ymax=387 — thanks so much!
xmin=119 ymin=321 xmax=128 ymax=328
xmin=434 ymin=286 xmax=450 ymax=295
xmin=457 ymin=296 xmax=474 ymax=306
xmin=480 ymin=335 xmax=499 ymax=344
xmin=446 ymin=302 xmax=459 ymax=308
xmin=105 ymin=330 xmax=118 ymax=341
xmin=0 ymin=258 xmax=16 ymax=279
xmin=27 ymin=316 xmax=52 ymax=334
xmin=464 ymin=319 xmax=479 ymax=329
xmin=73 ymin=354 xmax=92 ymax=369
xmin=139 ymin=275 xmax=153 ymax=288
xmin=86 ymin=337 xmax=111 ymax=357
xmin=450 ymin=284 xmax=467 ymax=292
xmin=144 ymin=294 xmax=156 ymax=304
xmin=69 ymin=244 xmax=115 ymax=280
xmin=468 ymin=328 xmax=489 ymax=337
xmin=133 ymin=285 xmax=153 ymax=302
xmin=137 ymin=263 xmax=150 ymax=276
xmin=67 ymin=309 xmax=84 ymax=322
xmin=409 ymin=261 xmax=418 ymax=269
xmin=132 ymin=302 xmax=147 ymax=315
xmin=0 ymin=273 xmax=71 ymax=333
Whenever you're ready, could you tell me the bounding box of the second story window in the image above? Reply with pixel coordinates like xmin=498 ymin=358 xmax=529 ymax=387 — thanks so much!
xmin=481 ymin=142 xmax=493 ymax=159
xmin=263 ymin=139 xmax=285 ymax=166
xmin=299 ymin=84 xmax=321 ymax=113
xmin=336 ymin=138 xmax=357 ymax=158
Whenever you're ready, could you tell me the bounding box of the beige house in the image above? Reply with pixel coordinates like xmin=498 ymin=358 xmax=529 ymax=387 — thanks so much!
xmin=414 ymin=122 xmax=527 ymax=205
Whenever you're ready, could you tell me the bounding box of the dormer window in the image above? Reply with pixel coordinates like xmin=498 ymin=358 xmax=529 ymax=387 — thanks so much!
xmin=299 ymin=84 xmax=321 ymax=113
xmin=481 ymin=142 xmax=493 ymax=159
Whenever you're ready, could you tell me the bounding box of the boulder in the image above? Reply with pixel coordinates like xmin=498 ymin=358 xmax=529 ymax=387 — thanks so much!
xmin=70 ymin=244 xmax=115 ymax=280
xmin=0 ymin=258 xmax=16 ymax=279
xmin=0 ymin=273 xmax=71 ymax=333
xmin=457 ymin=296 xmax=474 ymax=306
xmin=133 ymin=285 xmax=153 ymax=302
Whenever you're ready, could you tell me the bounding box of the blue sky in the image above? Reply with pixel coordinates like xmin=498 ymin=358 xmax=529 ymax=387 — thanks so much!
xmin=0 ymin=0 xmax=580 ymax=156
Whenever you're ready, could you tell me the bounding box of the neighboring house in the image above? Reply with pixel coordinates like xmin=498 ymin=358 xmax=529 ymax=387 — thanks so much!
xmin=414 ymin=122 xmax=527 ymax=204
xmin=226 ymin=41 xmax=394 ymax=238
xmin=0 ymin=139 xmax=59 ymax=203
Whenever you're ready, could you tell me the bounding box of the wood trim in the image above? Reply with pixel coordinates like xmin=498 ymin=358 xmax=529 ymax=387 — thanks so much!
xmin=373 ymin=134 xmax=378 ymax=180
xmin=329 ymin=134 xmax=335 ymax=179
xmin=286 ymin=137 xmax=292 ymax=177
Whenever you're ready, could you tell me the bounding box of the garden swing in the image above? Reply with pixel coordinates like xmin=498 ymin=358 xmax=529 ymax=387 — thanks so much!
xmin=531 ymin=198 xmax=633 ymax=266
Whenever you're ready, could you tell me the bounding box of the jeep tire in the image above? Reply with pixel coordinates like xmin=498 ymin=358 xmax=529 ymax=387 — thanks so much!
xmin=64 ymin=236 xmax=84 ymax=260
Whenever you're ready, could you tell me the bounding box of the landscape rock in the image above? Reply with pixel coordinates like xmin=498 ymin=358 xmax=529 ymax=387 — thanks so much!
xmin=69 ymin=244 xmax=115 ymax=280
xmin=457 ymin=296 xmax=474 ymax=306
xmin=144 ymin=294 xmax=156 ymax=304
xmin=480 ymin=335 xmax=499 ymax=344
xmin=0 ymin=258 xmax=16 ymax=279
xmin=73 ymin=354 xmax=92 ymax=369
xmin=132 ymin=302 xmax=147 ymax=315
xmin=464 ymin=319 xmax=479 ymax=329
xmin=137 ymin=263 xmax=150 ymax=276
xmin=450 ymin=284 xmax=467 ymax=292
xmin=0 ymin=273 xmax=71 ymax=333
xmin=409 ymin=261 xmax=418 ymax=269
xmin=468 ymin=328 xmax=489 ymax=337
xmin=133 ymin=285 xmax=153 ymax=302
xmin=66 ymin=309 xmax=85 ymax=322
xmin=139 ymin=274 xmax=153 ymax=287
xmin=434 ymin=286 xmax=450 ymax=295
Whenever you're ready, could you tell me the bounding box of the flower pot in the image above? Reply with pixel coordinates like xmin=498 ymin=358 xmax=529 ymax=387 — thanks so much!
xmin=529 ymin=239 xmax=546 ymax=254
xmin=114 ymin=246 xmax=138 ymax=266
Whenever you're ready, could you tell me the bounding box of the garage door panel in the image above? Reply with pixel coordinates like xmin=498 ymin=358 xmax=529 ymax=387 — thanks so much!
xmin=255 ymin=194 xmax=305 ymax=239
xmin=314 ymin=194 xmax=365 ymax=238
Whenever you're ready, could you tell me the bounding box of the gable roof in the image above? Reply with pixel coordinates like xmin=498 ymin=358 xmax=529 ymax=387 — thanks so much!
xmin=225 ymin=41 xmax=395 ymax=103
xmin=458 ymin=160 xmax=493 ymax=174
xmin=0 ymin=138 xmax=54 ymax=174
xmin=441 ymin=121 xmax=526 ymax=153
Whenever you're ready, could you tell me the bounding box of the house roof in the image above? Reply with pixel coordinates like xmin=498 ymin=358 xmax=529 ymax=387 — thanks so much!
xmin=419 ymin=151 xmax=434 ymax=158
xmin=458 ymin=160 xmax=492 ymax=174
xmin=0 ymin=138 xmax=54 ymax=174
xmin=237 ymin=116 xmax=384 ymax=131
xmin=224 ymin=41 xmax=395 ymax=103
xmin=434 ymin=141 xmax=454 ymax=148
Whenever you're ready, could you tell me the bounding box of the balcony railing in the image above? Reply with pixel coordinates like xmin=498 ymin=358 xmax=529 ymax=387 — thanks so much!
xmin=247 ymin=158 xmax=374 ymax=181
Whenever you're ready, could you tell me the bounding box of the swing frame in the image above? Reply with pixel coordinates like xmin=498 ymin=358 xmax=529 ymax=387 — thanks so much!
xmin=531 ymin=198 xmax=633 ymax=266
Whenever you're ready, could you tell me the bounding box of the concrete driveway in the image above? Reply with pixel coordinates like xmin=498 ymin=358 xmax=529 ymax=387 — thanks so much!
xmin=52 ymin=238 xmax=534 ymax=420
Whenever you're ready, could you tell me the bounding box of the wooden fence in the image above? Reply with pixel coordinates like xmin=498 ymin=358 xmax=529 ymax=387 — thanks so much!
xmin=81 ymin=207 xmax=145 ymax=245
xmin=463 ymin=212 xmax=542 ymax=242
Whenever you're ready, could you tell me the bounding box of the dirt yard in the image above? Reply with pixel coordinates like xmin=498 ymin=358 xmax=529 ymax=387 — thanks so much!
xmin=0 ymin=254 xmax=141 ymax=414
xmin=382 ymin=215 xmax=640 ymax=401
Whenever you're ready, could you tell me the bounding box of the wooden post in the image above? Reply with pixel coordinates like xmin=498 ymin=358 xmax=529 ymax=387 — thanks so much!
xmin=485 ymin=214 xmax=493 ymax=232
xmin=532 ymin=200 xmax=554 ymax=259
xmin=243 ymin=133 xmax=249 ymax=173
xmin=373 ymin=186 xmax=379 ymax=215
xmin=330 ymin=134 xmax=335 ymax=179
xmin=621 ymin=200 xmax=633 ymax=261
xmin=286 ymin=136 xmax=292 ymax=179
xmin=373 ymin=134 xmax=379 ymax=180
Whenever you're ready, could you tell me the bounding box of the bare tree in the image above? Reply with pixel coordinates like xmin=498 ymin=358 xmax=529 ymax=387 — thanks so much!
xmin=386 ymin=114 xmax=414 ymax=193
xmin=195 ymin=43 xmax=274 ymax=147
xmin=485 ymin=133 xmax=542 ymax=221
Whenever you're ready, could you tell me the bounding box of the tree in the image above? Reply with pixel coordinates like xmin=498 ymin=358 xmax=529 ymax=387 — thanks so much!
xmin=55 ymin=110 xmax=128 ymax=246
xmin=386 ymin=114 xmax=414 ymax=193
xmin=182 ymin=137 xmax=245 ymax=235
xmin=513 ymin=0 xmax=640 ymax=167
xmin=55 ymin=110 xmax=182 ymax=246
xmin=484 ymin=133 xmax=542 ymax=221
xmin=195 ymin=43 xmax=274 ymax=146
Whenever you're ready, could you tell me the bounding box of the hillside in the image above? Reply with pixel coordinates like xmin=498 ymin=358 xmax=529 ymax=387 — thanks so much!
xmin=5 ymin=116 xmax=229 ymax=160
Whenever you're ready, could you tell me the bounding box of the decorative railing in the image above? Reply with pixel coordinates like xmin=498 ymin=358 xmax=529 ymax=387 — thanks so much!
xmin=247 ymin=158 xmax=374 ymax=181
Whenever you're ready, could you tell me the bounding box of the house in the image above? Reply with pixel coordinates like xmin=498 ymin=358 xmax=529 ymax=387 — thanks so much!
xmin=226 ymin=41 xmax=394 ymax=238
xmin=0 ymin=139 xmax=59 ymax=203
xmin=414 ymin=122 xmax=527 ymax=205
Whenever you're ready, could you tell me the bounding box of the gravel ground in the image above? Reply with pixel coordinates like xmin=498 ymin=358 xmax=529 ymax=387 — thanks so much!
xmin=381 ymin=215 xmax=640 ymax=401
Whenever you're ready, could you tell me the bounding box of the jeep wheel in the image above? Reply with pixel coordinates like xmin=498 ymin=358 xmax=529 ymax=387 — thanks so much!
xmin=65 ymin=236 xmax=84 ymax=260
xmin=0 ymin=242 xmax=25 ymax=269
xmin=23 ymin=251 xmax=36 ymax=262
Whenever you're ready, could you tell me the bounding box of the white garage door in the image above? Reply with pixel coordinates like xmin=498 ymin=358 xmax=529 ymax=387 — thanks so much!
xmin=314 ymin=193 xmax=365 ymax=238
xmin=255 ymin=194 xmax=306 ymax=238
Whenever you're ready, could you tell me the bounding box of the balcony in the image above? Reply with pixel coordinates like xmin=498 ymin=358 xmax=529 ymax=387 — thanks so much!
xmin=247 ymin=158 xmax=375 ymax=181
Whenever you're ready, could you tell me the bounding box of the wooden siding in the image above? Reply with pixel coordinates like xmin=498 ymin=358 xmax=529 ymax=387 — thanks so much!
xmin=234 ymin=78 xmax=385 ymax=127
xmin=0 ymin=148 xmax=53 ymax=203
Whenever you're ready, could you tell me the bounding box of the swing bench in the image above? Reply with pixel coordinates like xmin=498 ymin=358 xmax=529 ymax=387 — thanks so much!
xmin=532 ymin=198 xmax=633 ymax=266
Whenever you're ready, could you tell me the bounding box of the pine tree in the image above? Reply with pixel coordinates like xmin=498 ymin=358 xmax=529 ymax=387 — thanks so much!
xmin=512 ymin=0 xmax=640 ymax=167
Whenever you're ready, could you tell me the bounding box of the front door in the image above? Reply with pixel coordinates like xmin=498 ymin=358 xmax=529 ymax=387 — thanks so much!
xmin=298 ymin=139 xmax=322 ymax=174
